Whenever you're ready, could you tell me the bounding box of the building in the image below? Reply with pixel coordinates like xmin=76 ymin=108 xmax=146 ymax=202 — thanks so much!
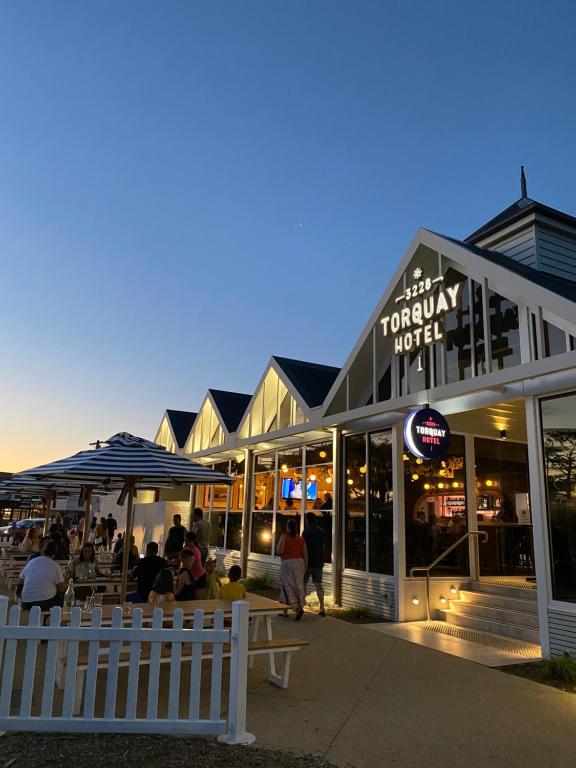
xmin=154 ymin=182 xmax=576 ymax=657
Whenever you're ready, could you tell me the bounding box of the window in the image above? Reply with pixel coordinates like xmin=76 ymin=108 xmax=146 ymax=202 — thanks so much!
xmin=209 ymin=461 xmax=229 ymax=548
xmin=225 ymin=457 xmax=245 ymax=551
xmin=251 ymin=452 xmax=275 ymax=555
xmin=404 ymin=434 xmax=468 ymax=576
xmin=541 ymin=393 xmax=576 ymax=602
xmin=305 ymin=440 xmax=333 ymax=564
xmin=276 ymin=447 xmax=303 ymax=548
xmin=193 ymin=459 xmax=244 ymax=552
xmin=344 ymin=430 xmax=394 ymax=574
xmin=488 ymin=291 xmax=521 ymax=371
xmin=543 ymin=322 xmax=568 ymax=357
xmin=472 ymin=281 xmax=486 ymax=375
xmin=445 ymin=271 xmax=472 ymax=383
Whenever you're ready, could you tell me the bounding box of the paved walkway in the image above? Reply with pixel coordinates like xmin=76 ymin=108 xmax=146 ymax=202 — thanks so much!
xmin=246 ymin=614 xmax=576 ymax=767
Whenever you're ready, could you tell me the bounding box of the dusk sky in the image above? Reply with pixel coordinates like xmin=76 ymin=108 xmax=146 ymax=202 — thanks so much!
xmin=1 ymin=1 xmax=575 ymax=471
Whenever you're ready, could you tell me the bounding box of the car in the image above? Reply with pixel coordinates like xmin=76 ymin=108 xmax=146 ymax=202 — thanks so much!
xmin=0 ymin=518 xmax=45 ymax=535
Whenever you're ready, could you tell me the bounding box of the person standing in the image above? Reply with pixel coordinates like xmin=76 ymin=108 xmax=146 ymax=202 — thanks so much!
xmin=302 ymin=512 xmax=326 ymax=616
xmin=106 ymin=513 xmax=117 ymax=550
xmin=130 ymin=542 xmax=168 ymax=602
xmin=164 ymin=514 xmax=187 ymax=559
xmin=276 ymin=519 xmax=308 ymax=620
xmin=192 ymin=507 xmax=211 ymax=563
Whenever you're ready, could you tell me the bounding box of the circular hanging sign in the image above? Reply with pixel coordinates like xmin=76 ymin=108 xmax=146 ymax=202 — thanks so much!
xmin=404 ymin=407 xmax=450 ymax=460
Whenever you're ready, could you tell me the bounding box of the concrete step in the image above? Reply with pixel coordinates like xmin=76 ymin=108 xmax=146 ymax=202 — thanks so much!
xmin=450 ymin=599 xmax=540 ymax=629
xmin=471 ymin=581 xmax=538 ymax=601
xmin=440 ymin=608 xmax=540 ymax=644
xmin=458 ymin=589 xmax=538 ymax=615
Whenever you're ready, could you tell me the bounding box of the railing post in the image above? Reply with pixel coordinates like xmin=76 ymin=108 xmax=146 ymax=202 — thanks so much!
xmin=218 ymin=600 xmax=255 ymax=745
xmin=0 ymin=595 xmax=7 ymax=667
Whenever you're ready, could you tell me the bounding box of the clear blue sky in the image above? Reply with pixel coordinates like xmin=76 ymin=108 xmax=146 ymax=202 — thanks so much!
xmin=1 ymin=0 xmax=575 ymax=470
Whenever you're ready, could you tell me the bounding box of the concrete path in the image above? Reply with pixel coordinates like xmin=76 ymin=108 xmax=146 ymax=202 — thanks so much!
xmin=246 ymin=614 xmax=576 ymax=767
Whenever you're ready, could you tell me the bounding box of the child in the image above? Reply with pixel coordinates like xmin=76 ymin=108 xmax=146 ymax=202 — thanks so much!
xmin=204 ymin=558 xmax=222 ymax=599
xmin=220 ymin=565 xmax=247 ymax=601
xmin=148 ymin=567 xmax=176 ymax=606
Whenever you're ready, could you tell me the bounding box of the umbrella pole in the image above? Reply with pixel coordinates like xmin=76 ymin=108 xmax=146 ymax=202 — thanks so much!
xmin=43 ymin=491 xmax=54 ymax=535
xmin=82 ymin=487 xmax=93 ymax=545
xmin=120 ymin=479 xmax=136 ymax=602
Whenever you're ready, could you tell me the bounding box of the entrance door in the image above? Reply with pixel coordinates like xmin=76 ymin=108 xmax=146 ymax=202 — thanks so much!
xmin=474 ymin=437 xmax=535 ymax=578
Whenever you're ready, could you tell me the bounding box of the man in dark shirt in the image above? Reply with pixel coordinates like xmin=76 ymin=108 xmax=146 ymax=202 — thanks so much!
xmin=302 ymin=512 xmax=326 ymax=616
xmin=131 ymin=541 xmax=168 ymax=602
xmin=164 ymin=513 xmax=187 ymax=559
xmin=106 ymin=513 xmax=118 ymax=550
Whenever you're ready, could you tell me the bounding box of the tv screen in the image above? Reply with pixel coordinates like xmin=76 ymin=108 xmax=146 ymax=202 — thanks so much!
xmin=281 ymin=478 xmax=318 ymax=501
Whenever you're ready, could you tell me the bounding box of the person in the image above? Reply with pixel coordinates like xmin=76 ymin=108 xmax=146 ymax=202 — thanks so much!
xmin=49 ymin=526 xmax=69 ymax=560
xmin=302 ymin=512 xmax=326 ymax=616
xmin=220 ymin=565 xmax=246 ymax=600
xmin=113 ymin=535 xmax=139 ymax=571
xmin=27 ymin=536 xmax=51 ymax=562
xmin=18 ymin=540 xmax=66 ymax=610
xmin=88 ymin=516 xmax=98 ymax=543
xmin=192 ymin=507 xmax=211 ymax=563
xmin=68 ymin=527 xmax=80 ymax=555
xmin=148 ymin=568 xmax=176 ymax=606
xmin=204 ymin=558 xmax=221 ymax=599
xmin=72 ymin=542 xmax=102 ymax=580
xmin=164 ymin=514 xmax=186 ymax=559
xmin=113 ymin=532 xmax=124 ymax=554
xmin=130 ymin=542 xmax=168 ymax=602
xmin=320 ymin=492 xmax=333 ymax=510
xmin=277 ymin=519 xmax=307 ymax=620
xmin=19 ymin=526 xmax=40 ymax=554
xmin=95 ymin=517 xmax=108 ymax=549
xmin=284 ymin=498 xmax=296 ymax=512
xmin=175 ymin=548 xmax=196 ymax=601
xmin=184 ymin=531 xmax=207 ymax=598
xmin=106 ymin=513 xmax=117 ymax=550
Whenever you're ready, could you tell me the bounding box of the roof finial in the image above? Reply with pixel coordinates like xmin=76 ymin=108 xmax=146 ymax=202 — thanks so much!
xmin=520 ymin=165 xmax=527 ymax=198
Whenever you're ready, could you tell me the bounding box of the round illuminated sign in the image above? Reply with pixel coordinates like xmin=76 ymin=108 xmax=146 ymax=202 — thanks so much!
xmin=404 ymin=408 xmax=450 ymax=460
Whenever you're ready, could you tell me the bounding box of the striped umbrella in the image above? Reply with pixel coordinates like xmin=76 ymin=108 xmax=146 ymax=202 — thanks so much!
xmin=18 ymin=432 xmax=233 ymax=597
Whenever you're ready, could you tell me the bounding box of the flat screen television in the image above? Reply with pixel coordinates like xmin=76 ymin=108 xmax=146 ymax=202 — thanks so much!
xmin=281 ymin=478 xmax=318 ymax=501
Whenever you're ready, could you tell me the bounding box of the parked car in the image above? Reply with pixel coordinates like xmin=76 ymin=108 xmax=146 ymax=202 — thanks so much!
xmin=0 ymin=518 xmax=45 ymax=535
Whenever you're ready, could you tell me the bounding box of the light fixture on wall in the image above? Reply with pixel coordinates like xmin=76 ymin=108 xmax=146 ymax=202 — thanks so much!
xmin=450 ymin=585 xmax=458 ymax=594
xmin=326 ymin=476 xmax=333 ymax=484
xmin=411 ymin=597 xmax=420 ymax=606
xmin=439 ymin=596 xmax=447 ymax=605
xmin=500 ymin=429 xmax=507 ymax=440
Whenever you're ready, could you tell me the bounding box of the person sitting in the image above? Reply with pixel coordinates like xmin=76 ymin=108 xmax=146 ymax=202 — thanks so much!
xmin=148 ymin=568 xmax=176 ymax=606
xmin=67 ymin=528 xmax=80 ymax=555
xmin=204 ymin=558 xmax=221 ymax=599
xmin=27 ymin=536 xmax=51 ymax=562
xmin=49 ymin=525 xmax=69 ymax=560
xmin=19 ymin=526 xmax=40 ymax=554
xmin=18 ymin=540 xmax=66 ymax=611
xmin=113 ymin=532 xmax=124 ymax=554
xmin=175 ymin=548 xmax=196 ymax=601
xmin=220 ymin=565 xmax=247 ymax=601
xmin=72 ymin=542 xmax=102 ymax=580
xmin=130 ymin=542 xmax=168 ymax=602
xmin=113 ymin=535 xmax=139 ymax=571
xmin=184 ymin=531 xmax=207 ymax=599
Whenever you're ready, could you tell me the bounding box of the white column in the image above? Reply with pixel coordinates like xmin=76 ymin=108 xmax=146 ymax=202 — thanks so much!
xmin=525 ymin=395 xmax=552 ymax=656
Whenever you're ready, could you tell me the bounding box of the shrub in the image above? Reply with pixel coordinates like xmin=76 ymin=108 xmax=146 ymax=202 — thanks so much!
xmin=342 ymin=605 xmax=375 ymax=620
xmin=542 ymin=653 xmax=576 ymax=683
xmin=242 ymin=573 xmax=276 ymax=593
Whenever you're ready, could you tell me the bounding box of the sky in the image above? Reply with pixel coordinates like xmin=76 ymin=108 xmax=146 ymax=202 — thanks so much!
xmin=1 ymin=0 xmax=576 ymax=471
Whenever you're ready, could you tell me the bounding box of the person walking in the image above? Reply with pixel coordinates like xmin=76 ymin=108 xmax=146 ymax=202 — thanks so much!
xmin=106 ymin=513 xmax=117 ymax=550
xmin=302 ymin=512 xmax=326 ymax=616
xmin=192 ymin=507 xmax=211 ymax=563
xmin=276 ymin=518 xmax=307 ymax=620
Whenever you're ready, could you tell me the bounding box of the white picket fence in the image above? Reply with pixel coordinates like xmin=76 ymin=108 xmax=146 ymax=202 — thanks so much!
xmin=0 ymin=596 xmax=254 ymax=743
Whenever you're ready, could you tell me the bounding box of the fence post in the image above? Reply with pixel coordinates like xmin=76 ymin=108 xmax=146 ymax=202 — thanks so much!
xmin=0 ymin=596 xmax=7 ymax=666
xmin=217 ymin=600 xmax=255 ymax=745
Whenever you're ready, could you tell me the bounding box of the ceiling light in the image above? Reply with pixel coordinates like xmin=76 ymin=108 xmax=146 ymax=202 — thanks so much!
xmin=500 ymin=429 xmax=507 ymax=440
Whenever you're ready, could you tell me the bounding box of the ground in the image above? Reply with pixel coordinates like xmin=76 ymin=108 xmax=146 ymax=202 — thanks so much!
xmin=0 ymin=734 xmax=336 ymax=767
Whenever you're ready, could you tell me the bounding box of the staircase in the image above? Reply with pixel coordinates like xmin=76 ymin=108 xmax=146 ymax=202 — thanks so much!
xmin=440 ymin=580 xmax=539 ymax=645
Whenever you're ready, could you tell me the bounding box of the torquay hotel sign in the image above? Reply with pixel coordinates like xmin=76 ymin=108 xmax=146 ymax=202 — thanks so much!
xmin=380 ymin=268 xmax=463 ymax=354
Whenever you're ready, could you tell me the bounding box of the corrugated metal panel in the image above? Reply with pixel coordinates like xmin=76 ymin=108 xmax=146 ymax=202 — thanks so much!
xmin=341 ymin=570 xmax=395 ymax=620
xmin=548 ymin=608 xmax=576 ymax=656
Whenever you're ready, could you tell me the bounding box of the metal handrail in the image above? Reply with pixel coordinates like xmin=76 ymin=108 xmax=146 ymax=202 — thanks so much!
xmin=409 ymin=530 xmax=488 ymax=620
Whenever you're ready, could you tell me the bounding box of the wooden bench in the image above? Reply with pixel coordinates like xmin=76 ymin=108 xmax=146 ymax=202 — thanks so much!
xmin=62 ymin=638 xmax=308 ymax=714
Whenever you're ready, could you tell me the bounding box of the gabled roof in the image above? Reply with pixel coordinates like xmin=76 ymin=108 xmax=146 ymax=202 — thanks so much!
xmin=439 ymin=235 xmax=576 ymax=303
xmin=273 ymin=356 xmax=341 ymax=408
xmin=466 ymin=196 xmax=576 ymax=243
xmin=208 ymin=390 xmax=252 ymax=433
xmin=165 ymin=409 xmax=197 ymax=449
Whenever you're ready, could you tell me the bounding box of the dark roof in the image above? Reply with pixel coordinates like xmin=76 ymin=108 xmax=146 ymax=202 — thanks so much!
xmin=209 ymin=390 xmax=252 ymax=433
xmin=433 ymin=232 xmax=576 ymax=303
xmin=165 ymin=410 xmax=197 ymax=449
xmin=466 ymin=196 xmax=576 ymax=243
xmin=273 ymin=356 xmax=341 ymax=408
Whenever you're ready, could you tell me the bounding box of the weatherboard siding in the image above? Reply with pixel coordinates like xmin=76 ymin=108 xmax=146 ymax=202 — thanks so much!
xmin=537 ymin=229 xmax=576 ymax=283
xmin=341 ymin=570 xmax=395 ymax=620
xmin=488 ymin=226 xmax=537 ymax=267
xmin=548 ymin=608 xmax=576 ymax=656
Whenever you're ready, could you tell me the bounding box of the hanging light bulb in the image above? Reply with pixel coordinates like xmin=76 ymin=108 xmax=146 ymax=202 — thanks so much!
xmin=423 ymin=483 xmax=431 ymax=490
xmin=415 ymin=458 xmax=423 ymax=465
xmin=347 ymin=479 xmax=354 ymax=486
xmin=326 ymin=476 xmax=332 ymax=484
xmin=412 ymin=473 xmax=419 ymax=481
xmin=309 ymin=474 xmax=316 ymax=482
xmin=438 ymin=482 xmax=445 ymax=489
xmin=360 ymin=465 xmax=367 ymax=474
xmin=281 ymin=464 xmax=288 ymax=473
xmin=319 ymin=450 xmax=327 ymax=459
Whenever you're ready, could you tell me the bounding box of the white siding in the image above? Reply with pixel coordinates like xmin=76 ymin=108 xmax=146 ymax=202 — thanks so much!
xmin=537 ymin=230 xmax=576 ymax=282
xmin=341 ymin=570 xmax=395 ymax=620
xmin=489 ymin=226 xmax=537 ymax=266
xmin=548 ymin=608 xmax=576 ymax=656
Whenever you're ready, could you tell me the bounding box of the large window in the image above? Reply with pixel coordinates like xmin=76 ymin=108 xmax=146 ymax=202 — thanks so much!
xmin=445 ymin=270 xmax=472 ymax=384
xmin=404 ymin=434 xmax=468 ymax=576
xmin=475 ymin=438 xmax=533 ymax=577
xmin=249 ymin=441 xmax=334 ymax=561
xmin=541 ymin=393 xmax=576 ymax=602
xmin=344 ymin=431 xmax=393 ymax=574
xmin=488 ymin=291 xmax=521 ymax=371
xmin=194 ymin=458 xmax=244 ymax=552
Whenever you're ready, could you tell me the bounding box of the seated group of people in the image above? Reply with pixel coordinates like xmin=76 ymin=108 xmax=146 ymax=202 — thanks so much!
xmin=129 ymin=540 xmax=245 ymax=606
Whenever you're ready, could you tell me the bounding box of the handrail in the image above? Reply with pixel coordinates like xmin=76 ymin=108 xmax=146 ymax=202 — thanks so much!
xmin=409 ymin=530 xmax=488 ymax=620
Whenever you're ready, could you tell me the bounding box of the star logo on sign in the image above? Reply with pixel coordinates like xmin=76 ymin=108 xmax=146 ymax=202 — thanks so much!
xmin=413 ymin=267 xmax=423 ymax=280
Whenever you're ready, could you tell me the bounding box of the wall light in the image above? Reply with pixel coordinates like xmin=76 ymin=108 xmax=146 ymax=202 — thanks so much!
xmin=411 ymin=597 xmax=420 ymax=606
xmin=326 ymin=476 xmax=332 ymax=484
xmin=500 ymin=429 xmax=507 ymax=440
xmin=450 ymin=585 xmax=458 ymax=594
xmin=439 ymin=596 xmax=447 ymax=605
